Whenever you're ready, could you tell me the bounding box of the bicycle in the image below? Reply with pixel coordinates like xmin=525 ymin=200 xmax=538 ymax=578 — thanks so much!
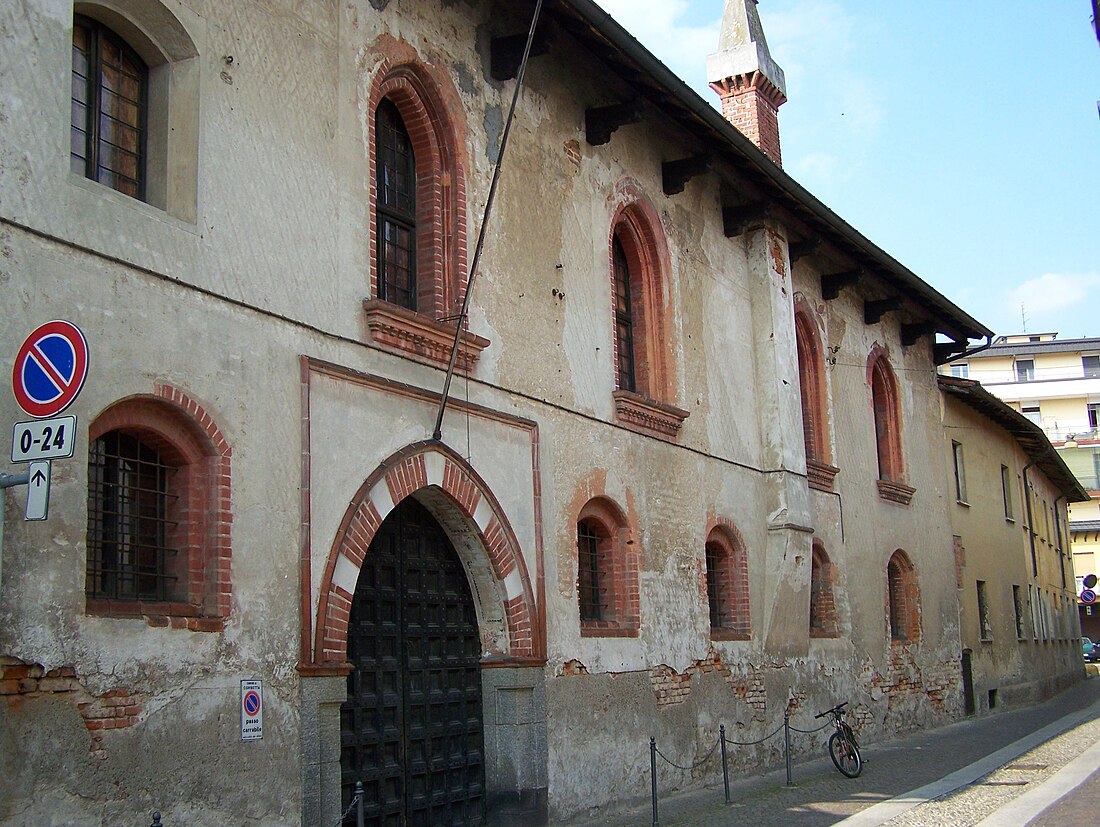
xmin=814 ymin=701 xmax=862 ymax=778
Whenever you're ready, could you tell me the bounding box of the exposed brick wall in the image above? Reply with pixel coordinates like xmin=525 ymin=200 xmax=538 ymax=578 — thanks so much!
xmin=1 ymin=657 xmax=141 ymax=758
xmin=645 ymin=653 xmax=767 ymax=710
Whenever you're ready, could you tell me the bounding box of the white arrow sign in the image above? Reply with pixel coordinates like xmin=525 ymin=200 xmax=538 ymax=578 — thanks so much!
xmin=25 ymin=460 xmax=50 ymax=521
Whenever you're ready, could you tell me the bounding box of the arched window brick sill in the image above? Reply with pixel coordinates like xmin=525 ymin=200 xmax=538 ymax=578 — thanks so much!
xmin=709 ymin=628 xmax=750 ymax=642
xmin=580 ymin=625 xmax=639 ymax=638
xmin=807 ymin=459 xmax=840 ymax=492
xmin=612 ymin=390 xmax=689 ymax=439
xmin=363 ymin=299 xmax=490 ymax=371
xmin=877 ymin=479 xmax=916 ymax=505
xmin=85 ymin=598 xmax=225 ymax=632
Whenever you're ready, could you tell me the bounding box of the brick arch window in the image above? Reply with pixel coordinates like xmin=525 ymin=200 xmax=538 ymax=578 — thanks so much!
xmin=71 ymin=2 xmax=200 ymax=220
xmin=363 ymin=60 xmax=488 ymax=370
xmin=794 ymin=304 xmax=837 ymax=491
xmin=609 ymin=194 xmax=688 ymax=439
xmin=705 ymin=523 xmax=750 ymax=641
xmin=869 ymin=349 xmax=914 ymax=505
xmin=86 ymin=390 xmax=231 ymax=629
xmin=886 ymin=549 xmax=920 ymax=643
xmin=809 ymin=541 xmax=838 ymax=638
xmin=576 ymin=497 xmax=638 ymax=636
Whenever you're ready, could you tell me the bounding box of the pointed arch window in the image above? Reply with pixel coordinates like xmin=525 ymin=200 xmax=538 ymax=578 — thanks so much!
xmin=809 ymin=542 xmax=838 ymax=638
xmin=794 ymin=306 xmax=838 ymax=491
xmin=869 ymin=351 xmax=914 ymax=504
xmin=608 ymin=198 xmax=688 ymax=439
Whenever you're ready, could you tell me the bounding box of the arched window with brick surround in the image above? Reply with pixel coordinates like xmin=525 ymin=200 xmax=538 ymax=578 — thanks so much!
xmin=886 ymin=549 xmax=920 ymax=643
xmin=869 ymin=349 xmax=913 ymax=505
xmin=85 ymin=390 xmax=231 ymax=629
xmin=794 ymin=303 xmax=837 ymax=491
xmin=608 ymin=191 xmax=688 ymax=439
xmin=576 ymin=497 xmax=638 ymax=636
xmin=362 ymin=59 xmax=489 ymax=371
xmin=704 ymin=523 xmax=750 ymax=640
xmin=809 ymin=541 xmax=838 ymax=638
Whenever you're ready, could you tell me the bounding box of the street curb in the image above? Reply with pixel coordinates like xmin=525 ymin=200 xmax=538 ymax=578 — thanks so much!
xmin=834 ymin=694 xmax=1100 ymax=827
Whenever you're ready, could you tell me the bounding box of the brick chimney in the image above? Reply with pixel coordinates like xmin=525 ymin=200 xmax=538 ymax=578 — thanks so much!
xmin=707 ymin=0 xmax=787 ymax=165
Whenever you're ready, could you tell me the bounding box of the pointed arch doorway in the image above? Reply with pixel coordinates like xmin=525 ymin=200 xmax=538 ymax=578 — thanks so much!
xmin=341 ymin=495 xmax=485 ymax=825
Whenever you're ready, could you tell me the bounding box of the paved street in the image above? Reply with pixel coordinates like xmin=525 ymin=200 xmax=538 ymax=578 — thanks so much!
xmin=568 ymin=675 xmax=1100 ymax=827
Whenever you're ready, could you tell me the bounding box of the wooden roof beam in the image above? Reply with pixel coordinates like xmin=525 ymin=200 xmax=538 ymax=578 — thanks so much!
xmin=663 ymin=154 xmax=710 ymax=196
xmin=585 ymin=102 xmax=640 ymax=146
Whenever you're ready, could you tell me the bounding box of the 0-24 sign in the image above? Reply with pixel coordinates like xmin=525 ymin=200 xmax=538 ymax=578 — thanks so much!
xmin=12 ymin=416 xmax=76 ymax=463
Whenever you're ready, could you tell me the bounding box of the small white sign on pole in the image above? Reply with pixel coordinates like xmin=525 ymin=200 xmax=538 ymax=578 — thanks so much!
xmin=25 ymin=461 xmax=50 ymax=521
xmin=240 ymin=680 xmax=263 ymax=741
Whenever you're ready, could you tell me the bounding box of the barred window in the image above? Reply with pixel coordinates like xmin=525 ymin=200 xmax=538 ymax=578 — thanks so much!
xmin=72 ymin=16 xmax=147 ymax=200
xmin=86 ymin=431 xmax=177 ymax=602
xmin=705 ymin=526 xmax=749 ymax=640
xmin=376 ymin=98 xmax=416 ymax=310
xmin=577 ymin=519 xmax=609 ymax=623
xmin=612 ymin=235 xmax=636 ymax=393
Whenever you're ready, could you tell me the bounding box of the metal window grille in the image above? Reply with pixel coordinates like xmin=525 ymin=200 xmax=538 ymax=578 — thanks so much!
xmin=705 ymin=542 xmax=728 ymax=629
xmin=86 ymin=431 xmax=178 ymax=602
xmin=612 ymin=236 xmax=636 ymax=393
xmin=577 ymin=521 xmax=606 ymax=622
xmin=376 ymin=98 xmax=416 ymax=310
xmin=72 ymin=16 xmax=147 ymax=200
xmin=888 ymin=560 xmax=907 ymax=641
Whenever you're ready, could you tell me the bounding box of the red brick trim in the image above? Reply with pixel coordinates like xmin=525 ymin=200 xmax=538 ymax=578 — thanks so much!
xmin=363 ymin=299 xmax=490 ymax=371
xmin=86 ymin=386 xmax=232 ymax=626
xmin=366 ymin=42 xmax=469 ymax=336
xmin=709 ymin=71 xmax=786 ymax=165
xmin=314 ymin=441 xmax=540 ymax=664
xmin=705 ymin=519 xmax=750 ymax=640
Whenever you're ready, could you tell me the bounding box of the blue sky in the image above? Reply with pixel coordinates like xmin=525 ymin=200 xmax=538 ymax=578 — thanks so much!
xmin=592 ymin=1 xmax=1100 ymax=341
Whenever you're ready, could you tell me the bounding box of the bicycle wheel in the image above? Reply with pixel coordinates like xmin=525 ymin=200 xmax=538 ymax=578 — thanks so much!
xmin=828 ymin=731 xmax=863 ymax=778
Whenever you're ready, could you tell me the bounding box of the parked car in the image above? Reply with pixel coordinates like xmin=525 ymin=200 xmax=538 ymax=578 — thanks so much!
xmin=1082 ymin=637 xmax=1100 ymax=663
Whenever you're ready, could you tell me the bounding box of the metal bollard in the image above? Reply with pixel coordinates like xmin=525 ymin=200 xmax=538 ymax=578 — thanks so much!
xmin=720 ymin=725 xmax=730 ymax=805
xmin=150 ymin=813 xmax=162 ymax=827
xmin=650 ymin=737 xmax=659 ymax=827
xmin=355 ymin=781 xmax=365 ymax=827
xmin=784 ymin=714 xmax=794 ymax=787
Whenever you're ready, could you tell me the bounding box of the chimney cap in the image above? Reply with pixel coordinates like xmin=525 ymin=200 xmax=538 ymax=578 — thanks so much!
xmin=707 ymin=0 xmax=786 ymax=96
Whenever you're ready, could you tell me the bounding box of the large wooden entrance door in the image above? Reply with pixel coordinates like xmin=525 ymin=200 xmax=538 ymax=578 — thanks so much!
xmin=341 ymin=497 xmax=485 ymax=826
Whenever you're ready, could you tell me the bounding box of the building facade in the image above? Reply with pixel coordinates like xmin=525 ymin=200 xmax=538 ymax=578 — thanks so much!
xmin=945 ymin=334 xmax=1100 ymax=637
xmin=939 ymin=377 xmax=1087 ymax=713
xmin=0 ymin=1 xmax=1076 ymax=825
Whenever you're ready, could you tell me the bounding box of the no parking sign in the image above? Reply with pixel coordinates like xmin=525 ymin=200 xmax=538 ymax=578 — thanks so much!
xmin=240 ymin=680 xmax=263 ymax=741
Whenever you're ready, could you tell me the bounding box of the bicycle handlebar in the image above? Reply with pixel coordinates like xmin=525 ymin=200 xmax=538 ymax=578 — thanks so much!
xmin=814 ymin=701 xmax=849 ymax=719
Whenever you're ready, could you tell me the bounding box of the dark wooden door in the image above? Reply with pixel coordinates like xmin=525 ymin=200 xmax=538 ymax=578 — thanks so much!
xmin=341 ymin=497 xmax=485 ymax=826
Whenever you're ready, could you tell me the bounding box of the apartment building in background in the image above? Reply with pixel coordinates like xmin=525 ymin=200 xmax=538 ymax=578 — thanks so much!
xmin=945 ymin=334 xmax=1100 ymax=637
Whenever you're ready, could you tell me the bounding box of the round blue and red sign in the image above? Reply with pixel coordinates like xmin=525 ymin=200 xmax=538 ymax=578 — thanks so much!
xmin=12 ymin=320 xmax=89 ymax=418
xmin=1081 ymin=589 xmax=1097 ymax=605
xmin=242 ymin=690 xmax=262 ymax=717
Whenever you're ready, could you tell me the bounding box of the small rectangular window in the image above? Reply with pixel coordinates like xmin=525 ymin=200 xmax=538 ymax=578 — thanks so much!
xmin=1012 ymin=585 xmax=1025 ymax=639
xmin=949 ymin=363 xmax=969 ymax=378
xmin=1001 ymin=465 xmax=1014 ymax=520
xmin=1022 ymin=406 xmax=1041 ymax=426
xmin=1016 ymin=359 xmax=1035 ymax=382
xmin=1083 ymin=355 xmax=1100 ymax=378
xmin=1088 ymin=403 xmax=1100 ymax=431
xmin=977 ymin=581 xmax=992 ymax=641
xmin=952 ymin=441 xmax=967 ymax=503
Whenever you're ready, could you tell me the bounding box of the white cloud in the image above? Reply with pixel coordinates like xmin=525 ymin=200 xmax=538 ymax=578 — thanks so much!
xmin=1000 ymin=273 xmax=1100 ymax=337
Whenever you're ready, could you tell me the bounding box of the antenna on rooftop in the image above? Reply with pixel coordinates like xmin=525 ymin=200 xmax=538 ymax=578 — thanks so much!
xmin=1020 ymin=303 xmax=1028 ymax=334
